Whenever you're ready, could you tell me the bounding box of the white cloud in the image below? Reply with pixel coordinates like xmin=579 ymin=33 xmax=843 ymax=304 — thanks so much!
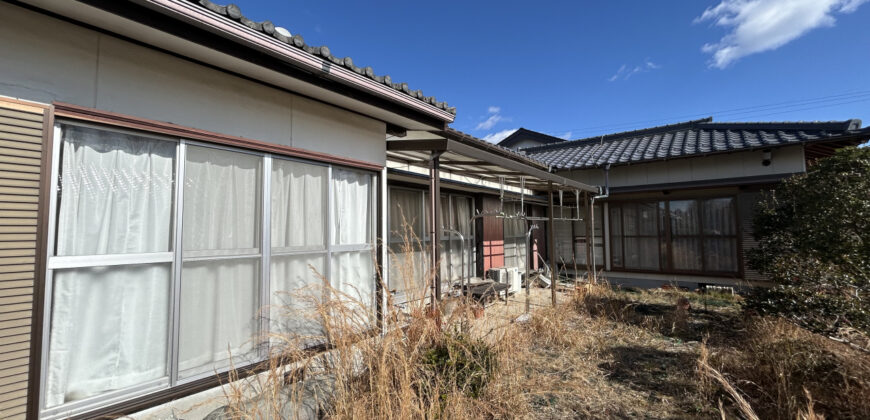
xmin=558 ymin=131 xmax=573 ymax=140
xmin=696 ymin=0 xmax=868 ymax=68
xmin=482 ymin=128 xmax=518 ymax=143
xmin=476 ymin=106 xmax=510 ymax=130
xmin=607 ymin=60 xmax=661 ymax=82
xmin=476 ymin=114 xmax=503 ymax=130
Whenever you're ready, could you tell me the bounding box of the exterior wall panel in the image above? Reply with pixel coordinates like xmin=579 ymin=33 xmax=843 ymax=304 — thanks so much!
xmin=0 ymin=99 xmax=45 ymax=420
xmin=0 ymin=2 xmax=386 ymax=167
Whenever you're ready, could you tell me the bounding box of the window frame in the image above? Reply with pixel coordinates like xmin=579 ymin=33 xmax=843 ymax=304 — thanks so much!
xmin=607 ymin=196 xmax=741 ymax=277
xmin=39 ymin=120 xmax=379 ymax=419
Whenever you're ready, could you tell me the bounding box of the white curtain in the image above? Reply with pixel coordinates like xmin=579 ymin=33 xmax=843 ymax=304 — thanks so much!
xmin=179 ymin=145 xmax=261 ymax=377
xmin=47 ymin=125 xmax=174 ymax=407
xmin=269 ymin=159 xmax=328 ymax=341
xmin=331 ymin=169 xmax=371 ymax=245
xmin=270 ymin=255 xmax=326 ymax=340
xmin=271 ymin=160 xmax=326 ymax=250
xmin=388 ymin=189 xmax=426 ymax=302
xmin=331 ymin=169 xmax=374 ymax=310
xmin=182 ymin=146 xmax=260 ymax=253
xmin=179 ymin=260 xmax=259 ymax=376
xmin=332 ymin=250 xmax=375 ymax=309
xmin=56 ymin=125 xmax=174 ymax=255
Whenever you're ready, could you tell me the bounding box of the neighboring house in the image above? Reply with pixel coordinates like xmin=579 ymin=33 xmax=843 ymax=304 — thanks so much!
xmin=501 ymin=117 xmax=870 ymax=289
xmin=0 ymin=1 xmax=593 ymax=419
xmin=496 ymin=128 xmax=566 ymax=151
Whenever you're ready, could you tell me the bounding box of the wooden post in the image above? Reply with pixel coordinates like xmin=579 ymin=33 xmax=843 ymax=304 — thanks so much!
xmin=429 ymin=151 xmax=443 ymax=304
xmin=548 ymin=182 xmax=557 ymax=307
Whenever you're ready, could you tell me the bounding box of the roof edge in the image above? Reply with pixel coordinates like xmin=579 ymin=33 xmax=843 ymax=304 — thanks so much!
xmin=523 ymin=117 xmax=714 ymax=153
xmin=138 ymin=0 xmax=456 ymax=121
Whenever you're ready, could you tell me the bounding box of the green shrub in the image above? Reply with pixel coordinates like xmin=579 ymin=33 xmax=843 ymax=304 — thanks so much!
xmin=745 ymin=147 xmax=870 ymax=336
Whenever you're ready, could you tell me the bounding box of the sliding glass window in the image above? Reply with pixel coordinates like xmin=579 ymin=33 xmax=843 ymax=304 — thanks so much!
xmin=609 ymin=197 xmax=739 ymax=275
xmin=178 ymin=145 xmax=262 ymax=379
xmin=41 ymin=122 xmax=378 ymax=419
xmin=45 ymin=124 xmax=175 ymax=409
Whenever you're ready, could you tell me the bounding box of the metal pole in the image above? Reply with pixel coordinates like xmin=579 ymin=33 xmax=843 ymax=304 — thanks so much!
xmin=429 ymin=151 xmax=443 ymax=305
xmin=524 ymin=224 xmax=538 ymax=314
xmin=548 ymin=182 xmax=557 ymax=307
xmin=585 ymin=191 xmax=592 ymax=281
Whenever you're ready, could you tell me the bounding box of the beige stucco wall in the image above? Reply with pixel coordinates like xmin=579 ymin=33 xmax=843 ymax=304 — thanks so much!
xmin=562 ymin=146 xmax=805 ymax=188
xmin=0 ymin=2 xmax=386 ymax=166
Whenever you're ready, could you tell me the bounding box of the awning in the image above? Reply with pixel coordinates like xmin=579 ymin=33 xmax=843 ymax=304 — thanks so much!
xmin=386 ymin=129 xmax=599 ymax=194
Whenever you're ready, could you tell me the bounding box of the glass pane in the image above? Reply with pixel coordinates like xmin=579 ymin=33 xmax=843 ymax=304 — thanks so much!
xmin=452 ymin=196 xmax=473 ymax=237
xmin=672 ymin=238 xmax=702 ymax=271
xmin=388 ymin=241 xmax=428 ymax=304
xmin=390 ymin=189 xmax=423 ymax=240
xmin=704 ymin=238 xmax=738 ymax=272
xmin=624 ymin=236 xmax=639 ymax=268
xmin=609 ymin=206 xmax=622 ymax=236
xmin=623 ymin=204 xmax=638 ymax=236
xmin=638 ymin=203 xmax=657 ymax=236
xmin=703 ymin=198 xmax=736 ymax=236
xmin=46 ymin=264 xmax=170 ymax=407
xmin=331 ymin=250 xmax=375 ymax=310
xmin=670 ymin=200 xmax=699 ymax=236
xmin=271 ymin=159 xmax=326 ymax=250
xmin=658 ymin=202 xmax=667 ymax=236
xmin=270 ymin=254 xmax=326 ymax=340
xmin=179 ymin=259 xmax=259 ymax=378
xmin=611 ymin=236 xmax=623 ymax=268
xmin=332 ymin=169 xmax=372 ymax=245
xmin=56 ymin=124 xmax=175 ymax=256
xmin=183 ymin=146 xmax=261 ymax=253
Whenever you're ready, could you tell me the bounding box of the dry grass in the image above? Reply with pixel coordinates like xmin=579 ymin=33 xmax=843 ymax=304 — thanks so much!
xmin=207 ymin=221 xmax=870 ymax=420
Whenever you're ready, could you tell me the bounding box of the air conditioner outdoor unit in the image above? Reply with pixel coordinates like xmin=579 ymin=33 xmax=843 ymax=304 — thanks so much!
xmin=486 ymin=267 xmax=507 ymax=284
xmin=505 ymin=267 xmax=521 ymax=294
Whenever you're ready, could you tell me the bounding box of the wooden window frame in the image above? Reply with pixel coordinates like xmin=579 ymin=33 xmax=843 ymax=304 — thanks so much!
xmin=608 ymin=196 xmax=741 ymax=277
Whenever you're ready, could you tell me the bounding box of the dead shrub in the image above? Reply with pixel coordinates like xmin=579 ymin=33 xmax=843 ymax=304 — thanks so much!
xmin=705 ymin=317 xmax=870 ymax=419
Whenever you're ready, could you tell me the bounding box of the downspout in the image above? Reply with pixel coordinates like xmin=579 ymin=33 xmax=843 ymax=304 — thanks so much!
xmin=590 ymin=164 xmax=610 ymax=283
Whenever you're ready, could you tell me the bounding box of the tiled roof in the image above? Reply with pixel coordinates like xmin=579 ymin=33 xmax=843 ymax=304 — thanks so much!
xmin=193 ymin=0 xmax=456 ymax=115
xmin=523 ymin=118 xmax=869 ymax=169
xmin=497 ymin=128 xmax=566 ymax=149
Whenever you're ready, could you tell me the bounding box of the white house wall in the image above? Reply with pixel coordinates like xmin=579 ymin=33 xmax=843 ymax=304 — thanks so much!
xmin=0 ymin=2 xmax=386 ymax=166
xmin=563 ymin=146 xmax=805 ymax=188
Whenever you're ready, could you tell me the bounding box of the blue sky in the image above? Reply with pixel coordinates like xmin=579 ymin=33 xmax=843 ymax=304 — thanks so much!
xmin=231 ymin=0 xmax=870 ymax=142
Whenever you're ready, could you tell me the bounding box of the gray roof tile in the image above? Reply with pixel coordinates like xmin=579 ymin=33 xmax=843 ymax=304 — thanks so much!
xmin=522 ymin=118 xmax=868 ymax=169
xmin=193 ymin=0 xmax=455 ymax=114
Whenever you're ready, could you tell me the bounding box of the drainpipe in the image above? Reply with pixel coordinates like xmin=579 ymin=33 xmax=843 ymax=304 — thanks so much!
xmin=590 ymin=164 xmax=610 ymax=283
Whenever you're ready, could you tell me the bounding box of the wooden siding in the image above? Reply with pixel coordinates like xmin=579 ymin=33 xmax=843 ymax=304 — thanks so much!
xmin=0 ymin=99 xmax=45 ymax=420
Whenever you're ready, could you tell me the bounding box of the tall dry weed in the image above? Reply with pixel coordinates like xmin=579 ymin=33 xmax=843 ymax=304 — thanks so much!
xmin=213 ymin=211 xmax=521 ymax=419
